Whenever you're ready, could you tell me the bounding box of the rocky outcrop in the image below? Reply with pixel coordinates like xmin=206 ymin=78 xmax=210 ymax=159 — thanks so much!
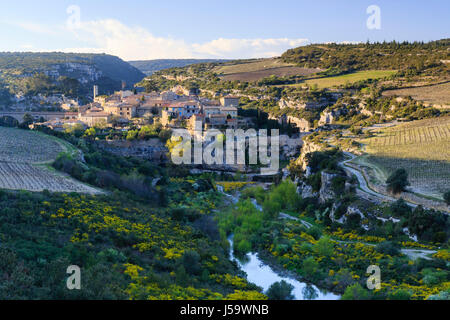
xmin=295 ymin=139 xmax=323 ymax=172
xmin=279 ymin=134 xmax=303 ymax=159
xmin=330 ymin=204 xmax=367 ymax=227
xmin=319 ymin=171 xmax=339 ymax=203
xmin=318 ymin=107 xmax=347 ymax=126
xmin=287 ymin=116 xmax=312 ymax=132
xmin=297 ymin=181 xmax=318 ymax=199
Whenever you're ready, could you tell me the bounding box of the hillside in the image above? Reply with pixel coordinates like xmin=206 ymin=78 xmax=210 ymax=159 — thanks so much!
xmin=0 ymin=52 xmax=145 ymax=101
xmin=281 ymin=39 xmax=450 ymax=74
xmin=129 ymin=59 xmax=229 ymax=75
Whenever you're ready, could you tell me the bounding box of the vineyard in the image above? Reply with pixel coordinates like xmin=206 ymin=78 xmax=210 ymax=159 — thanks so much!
xmin=0 ymin=162 xmax=101 ymax=193
xmin=0 ymin=127 xmax=101 ymax=194
xmin=0 ymin=127 xmax=65 ymax=163
xmin=357 ymin=116 xmax=450 ymax=199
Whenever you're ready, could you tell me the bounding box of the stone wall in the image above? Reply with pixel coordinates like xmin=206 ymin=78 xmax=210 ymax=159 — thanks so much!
xmin=95 ymin=139 xmax=167 ymax=163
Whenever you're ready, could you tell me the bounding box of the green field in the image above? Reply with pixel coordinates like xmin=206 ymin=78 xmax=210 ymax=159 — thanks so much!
xmin=303 ymin=70 xmax=397 ymax=89
xmin=356 ymin=116 xmax=450 ymax=199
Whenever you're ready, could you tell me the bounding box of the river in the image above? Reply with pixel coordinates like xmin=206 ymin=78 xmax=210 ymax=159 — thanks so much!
xmin=218 ymin=185 xmax=340 ymax=300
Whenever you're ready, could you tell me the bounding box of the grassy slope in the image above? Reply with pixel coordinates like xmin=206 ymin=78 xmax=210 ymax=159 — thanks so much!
xmin=304 ymin=70 xmax=397 ymax=89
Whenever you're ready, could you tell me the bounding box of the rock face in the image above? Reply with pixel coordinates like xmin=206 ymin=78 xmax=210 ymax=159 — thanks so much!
xmin=278 ymin=99 xmax=329 ymax=110
xmin=297 ymin=181 xmax=318 ymax=199
xmin=318 ymin=107 xmax=347 ymax=126
xmin=279 ymin=134 xmax=303 ymax=159
xmin=330 ymin=204 xmax=366 ymax=224
xmin=287 ymin=116 xmax=312 ymax=132
xmin=319 ymin=171 xmax=339 ymax=203
xmin=96 ymin=139 xmax=167 ymax=162
xmin=296 ymin=139 xmax=323 ymax=171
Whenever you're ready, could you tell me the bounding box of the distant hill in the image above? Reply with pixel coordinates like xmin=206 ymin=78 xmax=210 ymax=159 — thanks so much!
xmin=128 ymin=59 xmax=229 ymax=75
xmin=0 ymin=52 xmax=145 ymax=101
xmin=281 ymin=39 xmax=450 ymax=73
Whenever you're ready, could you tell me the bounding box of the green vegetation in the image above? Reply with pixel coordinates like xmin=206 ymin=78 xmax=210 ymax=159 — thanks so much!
xmin=303 ymin=70 xmax=397 ymax=89
xmin=386 ymin=169 xmax=410 ymax=194
xmin=130 ymin=59 xmax=228 ymax=76
xmin=215 ymin=149 xmax=449 ymax=300
xmin=0 ymin=189 xmax=265 ymax=299
xmin=266 ymin=281 xmax=295 ymax=300
xmin=282 ymin=40 xmax=449 ymax=75
xmin=444 ymin=191 xmax=450 ymax=206
xmin=0 ymin=52 xmax=144 ymax=100
xmin=357 ymin=116 xmax=450 ymax=199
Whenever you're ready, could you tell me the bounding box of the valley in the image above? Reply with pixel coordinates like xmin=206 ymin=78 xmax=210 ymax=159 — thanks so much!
xmin=0 ymin=39 xmax=449 ymax=301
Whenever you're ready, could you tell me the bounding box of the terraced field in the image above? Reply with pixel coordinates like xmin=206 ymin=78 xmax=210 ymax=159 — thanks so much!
xmin=214 ymin=58 xmax=294 ymax=74
xmin=0 ymin=127 xmax=102 ymax=194
xmin=382 ymin=81 xmax=450 ymax=106
xmin=356 ymin=117 xmax=450 ymax=199
xmin=0 ymin=162 xmax=100 ymax=193
xmin=0 ymin=127 xmax=64 ymax=163
xmin=214 ymin=58 xmax=321 ymax=82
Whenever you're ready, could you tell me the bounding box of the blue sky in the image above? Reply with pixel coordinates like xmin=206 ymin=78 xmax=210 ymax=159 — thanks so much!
xmin=0 ymin=0 xmax=448 ymax=60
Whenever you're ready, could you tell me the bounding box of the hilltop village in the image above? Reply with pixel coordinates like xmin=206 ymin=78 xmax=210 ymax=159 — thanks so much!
xmin=36 ymin=86 xmax=241 ymax=133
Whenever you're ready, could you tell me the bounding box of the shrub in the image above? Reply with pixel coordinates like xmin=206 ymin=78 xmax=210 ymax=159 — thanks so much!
xmin=376 ymin=241 xmax=400 ymax=256
xmin=266 ymin=281 xmax=294 ymax=300
xmin=182 ymin=250 xmax=202 ymax=276
xmin=341 ymin=283 xmax=371 ymax=300
xmin=386 ymin=168 xmax=409 ymax=194
xmin=388 ymin=289 xmax=411 ymax=300
xmin=444 ymin=191 xmax=450 ymax=206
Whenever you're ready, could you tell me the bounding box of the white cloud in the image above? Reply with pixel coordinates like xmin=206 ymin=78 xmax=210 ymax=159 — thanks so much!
xmin=3 ymin=20 xmax=62 ymax=36
xmin=64 ymin=19 xmax=309 ymax=60
xmin=6 ymin=18 xmax=309 ymax=60
xmin=192 ymin=38 xmax=309 ymax=59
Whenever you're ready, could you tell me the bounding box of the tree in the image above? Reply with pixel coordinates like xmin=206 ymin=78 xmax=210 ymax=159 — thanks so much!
xmin=376 ymin=241 xmax=400 ymax=256
xmin=126 ymin=130 xmax=138 ymax=141
xmin=314 ymin=236 xmax=334 ymax=257
xmin=83 ymin=128 xmax=96 ymax=140
xmin=444 ymin=191 xmax=450 ymax=205
xmin=302 ymin=256 xmax=319 ymax=279
xmin=58 ymin=76 xmax=80 ymax=96
xmin=64 ymin=123 xmax=85 ymax=137
xmin=182 ymin=250 xmax=202 ymax=276
xmin=341 ymin=283 xmax=370 ymax=300
xmin=142 ymin=80 xmax=158 ymax=93
xmin=22 ymin=113 xmax=34 ymax=126
xmin=386 ymin=168 xmax=409 ymax=194
xmin=266 ymin=281 xmax=294 ymax=300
